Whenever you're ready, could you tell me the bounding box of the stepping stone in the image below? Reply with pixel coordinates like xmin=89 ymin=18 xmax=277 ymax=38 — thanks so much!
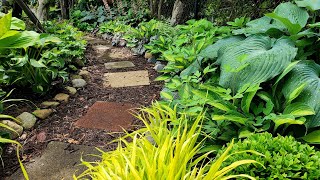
xmin=9 ymin=141 xmax=100 ymax=180
xmin=94 ymin=45 xmax=111 ymax=52
xmin=84 ymin=36 xmax=108 ymax=45
xmin=74 ymin=101 xmax=135 ymax=131
xmin=103 ymin=70 xmax=150 ymax=88
xmin=104 ymin=61 xmax=135 ymax=69
xmin=107 ymin=49 xmax=131 ymax=60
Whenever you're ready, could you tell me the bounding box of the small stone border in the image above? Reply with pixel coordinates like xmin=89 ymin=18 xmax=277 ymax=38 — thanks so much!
xmin=0 ymin=69 xmax=90 ymax=141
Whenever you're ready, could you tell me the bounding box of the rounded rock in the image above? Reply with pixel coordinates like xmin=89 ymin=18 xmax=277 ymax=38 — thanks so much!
xmin=72 ymin=79 xmax=87 ymax=88
xmin=16 ymin=112 xmax=37 ymax=130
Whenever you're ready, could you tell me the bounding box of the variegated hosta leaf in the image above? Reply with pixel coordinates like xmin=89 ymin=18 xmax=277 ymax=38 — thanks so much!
xmin=217 ymin=35 xmax=297 ymax=93
xmin=282 ymin=60 xmax=320 ymax=128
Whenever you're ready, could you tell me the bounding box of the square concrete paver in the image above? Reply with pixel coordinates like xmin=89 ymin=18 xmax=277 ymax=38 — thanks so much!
xmin=9 ymin=141 xmax=101 ymax=180
xmin=103 ymin=70 xmax=150 ymax=88
xmin=74 ymin=101 xmax=136 ymax=131
xmin=94 ymin=45 xmax=111 ymax=57
xmin=107 ymin=49 xmax=132 ymax=60
xmin=105 ymin=61 xmax=135 ymax=69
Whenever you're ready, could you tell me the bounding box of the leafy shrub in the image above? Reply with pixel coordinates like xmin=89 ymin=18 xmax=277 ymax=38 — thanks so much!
xmin=219 ymin=133 xmax=320 ymax=179
xmin=202 ymin=0 xmax=289 ymax=25
xmin=0 ymin=12 xmax=86 ymax=94
xmin=75 ymin=103 xmax=262 ymax=179
xmin=157 ymin=2 xmax=320 ymax=144
xmin=70 ymin=6 xmax=107 ymax=31
xmin=43 ymin=20 xmax=87 ymax=69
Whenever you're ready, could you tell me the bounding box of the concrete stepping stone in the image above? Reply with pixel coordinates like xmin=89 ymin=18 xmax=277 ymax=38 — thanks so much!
xmin=103 ymin=70 xmax=150 ymax=88
xmin=74 ymin=101 xmax=136 ymax=131
xmin=94 ymin=45 xmax=111 ymax=52
xmin=107 ymin=49 xmax=132 ymax=60
xmin=84 ymin=36 xmax=108 ymax=45
xmin=9 ymin=141 xmax=100 ymax=180
xmin=105 ymin=61 xmax=135 ymax=69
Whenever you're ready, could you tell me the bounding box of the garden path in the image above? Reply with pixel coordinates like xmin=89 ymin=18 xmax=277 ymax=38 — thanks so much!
xmin=5 ymin=36 xmax=162 ymax=180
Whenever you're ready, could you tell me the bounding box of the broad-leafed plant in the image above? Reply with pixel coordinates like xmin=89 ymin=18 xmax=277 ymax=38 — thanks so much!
xmin=156 ymin=2 xmax=320 ymax=144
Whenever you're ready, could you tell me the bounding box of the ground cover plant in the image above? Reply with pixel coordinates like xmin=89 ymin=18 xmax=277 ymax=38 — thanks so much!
xmin=219 ymin=132 xmax=320 ymax=179
xmin=75 ymin=103 xmax=263 ymax=180
xmin=155 ymin=1 xmax=320 ymax=145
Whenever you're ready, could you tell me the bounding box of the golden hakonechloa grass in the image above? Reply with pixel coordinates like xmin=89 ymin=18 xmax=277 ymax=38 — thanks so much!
xmin=75 ymin=103 xmax=264 ymax=180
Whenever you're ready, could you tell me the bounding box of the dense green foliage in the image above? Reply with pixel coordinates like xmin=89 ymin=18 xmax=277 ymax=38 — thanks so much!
xmin=0 ymin=12 xmax=86 ymax=94
xmin=154 ymin=2 xmax=320 ymax=145
xmin=202 ymin=0 xmax=290 ymax=25
xmin=219 ymin=133 xmax=320 ymax=179
xmin=70 ymin=0 xmax=149 ymax=31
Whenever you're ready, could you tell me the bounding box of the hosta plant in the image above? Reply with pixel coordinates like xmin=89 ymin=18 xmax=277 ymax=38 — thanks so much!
xmin=157 ymin=1 xmax=320 ymax=144
xmin=75 ymin=103 xmax=263 ymax=180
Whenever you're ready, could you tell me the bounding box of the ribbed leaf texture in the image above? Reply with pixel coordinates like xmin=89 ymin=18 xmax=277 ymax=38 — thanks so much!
xmin=233 ymin=2 xmax=309 ymax=36
xmin=217 ymin=35 xmax=297 ymax=92
xmin=282 ymin=60 xmax=320 ymax=128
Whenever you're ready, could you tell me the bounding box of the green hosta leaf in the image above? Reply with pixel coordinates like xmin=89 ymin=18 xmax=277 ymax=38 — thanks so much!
xmin=265 ymin=13 xmax=302 ymax=35
xmin=160 ymin=91 xmax=174 ymax=101
xmin=155 ymin=74 xmax=171 ymax=81
xmin=0 ymin=31 xmax=40 ymax=49
xmin=212 ymin=111 xmax=247 ymax=125
xmin=267 ymin=113 xmax=306 ymax=131
xmin=10 ymin=17 xmax=26 ymax=30
xmin=282 ymin=60 xmax=320 ymax=128
xmin=302 ymin=130 xmax=320 ymax=144
xmin=283 ymin=102 xmax=315 ymax=117
xmin=309 ymin=22 xmax=320 ymax=28
xmin=241 ymin=89 xmax=259 ymax=114
xmin=266 ymin=2 xmax=309 ymax=34
xmin=30 ymin=59 xmax=47 ymax=68
xmin=198 ymin=36 xmax=245 ymax=60
xmin=296 ymin=0 xmax=320 ymax=11
xmin=274 ymin=61 xmax=300 ymax=86
xmin=218 ymin=35 xmax=297 ymax=93
xmin=0 ymin=11 xmax=11 ymax=38
xmin=232 ymin=16 xmax=284 ymax=36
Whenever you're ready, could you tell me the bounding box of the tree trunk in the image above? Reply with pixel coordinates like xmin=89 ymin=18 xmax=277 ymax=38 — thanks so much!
xmin=170 ymin=0 xmax=190 ymax=25
xmin=157 ymin=0 xmax=163 ymax=19
xmin=60 ymin=0 xmax=69 ymax=19
xmin=37 ymin=0 xmax=49 ymax=21
xmin=13 ymin=0 xmax=45 ymax=32
xmin=12 ymin=2 xmax=23 ymax=18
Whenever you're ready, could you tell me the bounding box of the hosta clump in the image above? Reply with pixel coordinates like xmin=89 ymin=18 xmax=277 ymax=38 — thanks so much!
xmin=43 ymin=21 xmax=87 ymax=69
xmin=218 ymin=133 xmax=320 ymax=179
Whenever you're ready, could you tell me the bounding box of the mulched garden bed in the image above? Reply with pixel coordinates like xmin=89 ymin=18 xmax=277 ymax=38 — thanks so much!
xmin=0 ymin=38 xmax=163 ymax=178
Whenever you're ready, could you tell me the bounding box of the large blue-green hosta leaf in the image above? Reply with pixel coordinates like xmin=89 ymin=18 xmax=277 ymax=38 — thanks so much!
xmin=217 ymin=35 xmax=297 ymax=92
xmin=234 ymin=2 xmax=309 ymax=36
xmin=199 ymin=36 xmax=245 ymax=60
xmin=282 ymin=60 xmax=320 ymax=128
xmin=296 ymin=0 xmax=320 ymax=11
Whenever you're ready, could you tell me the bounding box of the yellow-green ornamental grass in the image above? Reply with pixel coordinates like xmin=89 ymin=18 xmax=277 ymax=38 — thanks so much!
xmin=75 ymin=103 xmax=264 ymax=180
